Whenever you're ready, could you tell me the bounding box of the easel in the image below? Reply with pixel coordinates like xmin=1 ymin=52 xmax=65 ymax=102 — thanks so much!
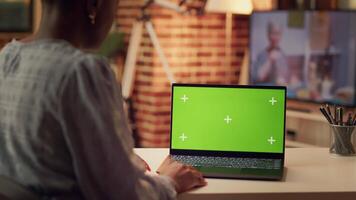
xmin=121 ymin=0 xmax=207 ymax=99
xmin=121 ymin=0 xmax=196 ymax=145
xmin=121 ymin=0 xmax=192 ymax=100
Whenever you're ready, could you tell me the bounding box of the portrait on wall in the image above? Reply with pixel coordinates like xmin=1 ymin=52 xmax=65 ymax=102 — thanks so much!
xmin=0 ymin=0 xmax=33 ymax=32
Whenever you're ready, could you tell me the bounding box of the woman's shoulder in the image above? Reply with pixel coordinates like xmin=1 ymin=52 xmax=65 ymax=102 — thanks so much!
xmin=6 ymin=39 xmax=109 ymax=68
xmin=22 ymin=39 xmax=111 ymax=76
xmin=69 ymin=51 xmax=112 ymax=81
xmin=6 ymin=39 xmax=113 ymax=86
xmin=53 ymin=43 xmax=114 ymax=88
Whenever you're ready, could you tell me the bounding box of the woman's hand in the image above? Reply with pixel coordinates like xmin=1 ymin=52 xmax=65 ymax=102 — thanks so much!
xmin=157 ymin=156 xmax=207 ymax=193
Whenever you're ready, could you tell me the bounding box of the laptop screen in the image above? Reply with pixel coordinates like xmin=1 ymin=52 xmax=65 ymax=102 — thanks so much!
xmin=170 ymin=85 xmax=286 ymax=154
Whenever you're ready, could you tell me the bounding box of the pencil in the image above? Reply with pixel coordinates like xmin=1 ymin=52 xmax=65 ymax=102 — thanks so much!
xmin=347 ymin=113 xmax=353 ymax=126
xmin=324 ymin=105 xmax=336 ymax=125
xmin=326 ymin=104 xmax=332 ymax=118
xmin=320 ymin=107 xmax=332 ymax=124
xmin=334 ymin=105 xmax=338 ymax=124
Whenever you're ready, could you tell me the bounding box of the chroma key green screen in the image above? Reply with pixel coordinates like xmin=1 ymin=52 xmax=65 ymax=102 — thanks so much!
xmin=171 ymin=85 xmax=286 ymax=153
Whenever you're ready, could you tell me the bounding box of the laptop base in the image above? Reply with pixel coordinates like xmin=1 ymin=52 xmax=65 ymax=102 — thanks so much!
xmin=196 ymin=166 xmax=284 ymax=181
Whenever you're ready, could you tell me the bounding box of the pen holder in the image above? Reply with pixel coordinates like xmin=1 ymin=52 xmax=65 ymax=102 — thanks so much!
xmin=330 ymin=124 xmax=356 ymax=156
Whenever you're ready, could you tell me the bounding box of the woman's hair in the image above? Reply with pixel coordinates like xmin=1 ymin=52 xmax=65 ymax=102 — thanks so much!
xmin=41 ymin=0 xmax=76 ymax=10
xmin=39 ymin=0 xmax=116 ymax=49
xmin=41 ymin=0 xmax=69 ymax=4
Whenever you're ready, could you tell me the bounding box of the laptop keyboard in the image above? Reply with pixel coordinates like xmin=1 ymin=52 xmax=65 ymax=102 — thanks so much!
xmin=172 ymin=155 xmax=281 ymax=170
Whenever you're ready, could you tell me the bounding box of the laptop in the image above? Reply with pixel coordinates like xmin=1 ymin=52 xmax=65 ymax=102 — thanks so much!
xmin=169 ymin=84 xmax=287 ymax=180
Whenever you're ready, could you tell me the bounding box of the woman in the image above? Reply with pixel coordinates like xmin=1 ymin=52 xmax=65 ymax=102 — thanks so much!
xmin=0 ymin=0 xmax=206 ymax=199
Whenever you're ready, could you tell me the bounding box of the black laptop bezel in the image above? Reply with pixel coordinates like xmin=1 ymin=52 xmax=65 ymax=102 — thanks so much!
xmin=169 ymin=84 xmax=287 ymax=161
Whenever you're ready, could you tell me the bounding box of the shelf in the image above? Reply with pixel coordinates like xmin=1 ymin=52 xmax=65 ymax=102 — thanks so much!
xmin=286 ymin=110 xmax=328 ymax=123
xmin=285 ymin=140 xmax=319 ymax=148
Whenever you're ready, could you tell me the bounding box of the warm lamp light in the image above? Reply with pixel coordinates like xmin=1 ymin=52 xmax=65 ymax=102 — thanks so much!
xmin=205 ymin=0 xmax=253 ymax=83
xmin=205 ymin=0 xmax=253 ymax=15
xmin=205 ymin=0 xmax=275 ymax=84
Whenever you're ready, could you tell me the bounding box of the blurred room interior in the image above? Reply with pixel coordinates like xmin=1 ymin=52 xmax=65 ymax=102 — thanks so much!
xmin=1 ymin=0 xmax=355 ymax=148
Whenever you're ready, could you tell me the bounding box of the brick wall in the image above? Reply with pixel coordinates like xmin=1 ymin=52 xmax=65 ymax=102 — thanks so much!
xmin=119 ymin=0 xmax=249 ymax=147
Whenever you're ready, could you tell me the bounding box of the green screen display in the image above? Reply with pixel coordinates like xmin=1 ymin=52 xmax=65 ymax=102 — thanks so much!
xmin=171 ymin=86 xmax=286 ymax=153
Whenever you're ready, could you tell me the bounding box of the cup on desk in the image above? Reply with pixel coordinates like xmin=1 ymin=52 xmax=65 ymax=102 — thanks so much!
xmin=330 ymin=124 xmax=356 ymax=156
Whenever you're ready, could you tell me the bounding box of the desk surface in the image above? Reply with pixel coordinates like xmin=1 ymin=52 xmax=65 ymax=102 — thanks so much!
xmin=135 ymin=148 xmax=356 ymax=200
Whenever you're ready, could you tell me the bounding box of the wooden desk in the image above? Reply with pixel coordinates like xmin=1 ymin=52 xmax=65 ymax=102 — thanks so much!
xmin=135 ymin=148 xmax=356 ymax=200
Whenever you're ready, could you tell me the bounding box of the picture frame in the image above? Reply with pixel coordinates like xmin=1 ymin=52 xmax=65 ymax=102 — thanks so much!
xmin=0 ymin=0 xmax=33 ymax=32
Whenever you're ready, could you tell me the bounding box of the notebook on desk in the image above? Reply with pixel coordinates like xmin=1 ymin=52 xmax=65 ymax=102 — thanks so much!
xmin=169 ymin=84 xmax=287 ymax=180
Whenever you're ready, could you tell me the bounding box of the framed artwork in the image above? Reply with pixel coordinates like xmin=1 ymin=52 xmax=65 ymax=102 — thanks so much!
xmin=0 ymin=0 xmax=33 ymax=32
